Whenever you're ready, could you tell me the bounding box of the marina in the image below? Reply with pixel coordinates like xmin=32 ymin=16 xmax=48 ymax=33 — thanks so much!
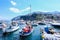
xmin=0 ymin=20 xmax=60 ymax=40
xmin=0 ymin=0 xmax=60 ymax=40
xmin=0 ymin=21 xmax=43 ymax=40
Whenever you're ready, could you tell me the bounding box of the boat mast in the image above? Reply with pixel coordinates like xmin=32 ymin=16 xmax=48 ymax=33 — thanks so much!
xmin=29 ymin=0 xmax=31 ymax=14
xmin=26 ymin=0 xmax=31 ymax=15
xmin=29 ymin=0 xmax=31 ymax=21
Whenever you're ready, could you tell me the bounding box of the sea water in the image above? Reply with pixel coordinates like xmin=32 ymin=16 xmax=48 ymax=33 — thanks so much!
xmin=0 ymin=24 xmax=59 ymax=40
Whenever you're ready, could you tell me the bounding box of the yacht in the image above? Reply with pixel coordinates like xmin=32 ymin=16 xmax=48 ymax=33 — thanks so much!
xmin=51 ymin=20 xmax=60 ymax=27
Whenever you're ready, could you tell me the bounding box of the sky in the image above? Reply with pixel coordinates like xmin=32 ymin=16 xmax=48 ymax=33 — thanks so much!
xmin=0 ymin=0 xmax=60 ymax=20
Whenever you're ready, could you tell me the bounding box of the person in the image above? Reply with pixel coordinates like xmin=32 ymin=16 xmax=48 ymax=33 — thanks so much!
xmin=22 ymin=24 xmax=32 ymax=33
xmin=26 ymin=24 xmax=32 ymax=32
xmin=2 ymin=23 xmax=7 ymax=32
xmin=2 ymin=23 xmax=7 ymax=28
xmin=11 ymin=21 xmax=18 ymax=29
xmin=49 ymin=28 xmax=55 ymax=34
xmin=11 ymin=21 xmax=18 ymax=26
xmin=23 ymin=27 xmax=29 ymax=33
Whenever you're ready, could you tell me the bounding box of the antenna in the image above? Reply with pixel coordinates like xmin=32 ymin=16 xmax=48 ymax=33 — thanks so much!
xmin=29 ymin=0 xmax=32 ymax=15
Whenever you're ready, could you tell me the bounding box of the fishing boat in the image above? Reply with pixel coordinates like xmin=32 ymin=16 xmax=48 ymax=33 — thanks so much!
xmin=19 ymin=25 xmax=33 ymax=36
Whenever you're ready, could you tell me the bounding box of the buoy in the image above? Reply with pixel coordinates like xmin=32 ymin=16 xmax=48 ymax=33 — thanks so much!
xmin=42 ymin=35 xmax=45 ymax=39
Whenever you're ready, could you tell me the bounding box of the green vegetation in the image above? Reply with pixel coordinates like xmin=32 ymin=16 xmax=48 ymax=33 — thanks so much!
xmin=36 ymin=14 xmax=44 ymax=21
xmin=12 ymin=12 xmax=60 ymax=21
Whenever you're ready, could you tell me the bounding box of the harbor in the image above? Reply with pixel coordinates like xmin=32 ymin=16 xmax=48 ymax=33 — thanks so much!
xmin=0 ymin=21 xmax=43 ymax=40
xmin=0 ymin=20 xmax=60 ymax=40
xmin=1 ymin=0 xmax=60 ymax=40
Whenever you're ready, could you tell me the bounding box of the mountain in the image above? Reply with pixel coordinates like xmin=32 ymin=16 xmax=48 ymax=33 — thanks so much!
xmin=11 ymin=11 xmax=60 ymax=21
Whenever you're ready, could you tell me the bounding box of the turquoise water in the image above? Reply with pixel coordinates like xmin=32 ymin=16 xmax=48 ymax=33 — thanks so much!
xmin=0 ymin=24 xmax=60 ymax=40
xmin=0 ymin=25 xmax=46 ymax=40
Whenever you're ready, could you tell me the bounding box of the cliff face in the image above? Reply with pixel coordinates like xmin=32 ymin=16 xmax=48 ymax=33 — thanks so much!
xmin=11 ymin=11 xmax=60 ymax=21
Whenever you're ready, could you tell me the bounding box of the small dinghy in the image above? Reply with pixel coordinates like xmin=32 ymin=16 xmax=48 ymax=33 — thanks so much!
xmin=19 ymin=25 xmax=33 ymax=36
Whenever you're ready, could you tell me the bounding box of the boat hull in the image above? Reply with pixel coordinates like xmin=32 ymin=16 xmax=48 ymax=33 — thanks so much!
xmin=32 ymin=24 xmax=37 ymax=26
xmin=38 ymin=23 xmax=46 ymax=25
xmin=5 ymin=26 xmax=19 ymax=33
xmin=52 ymin=25 xmax=60 ymax=27
xmin=19 ymin=29 xmax=33 ymax=36
xmin=51 ymin=23 xmax=60 ymax=27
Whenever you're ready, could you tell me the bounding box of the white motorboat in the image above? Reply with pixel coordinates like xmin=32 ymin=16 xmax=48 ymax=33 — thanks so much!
xmin=51 ymin=22 xmax=60 ymax=27
xmin=5 ymin=26 xmax=19 ymax=33
xmin=4 ymin=21 xmax=19 ymax=33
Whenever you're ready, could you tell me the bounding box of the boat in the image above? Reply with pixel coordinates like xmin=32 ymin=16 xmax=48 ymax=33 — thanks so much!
xmin=31 ymin=22 xmax=38 ymax=26
xmin=41 ymin=26 xmax=60 ymax=40
xmin=51 ymin=22 xmax=60 ymax=27
xmin=31 ymin=23 xmax=38 ymax=26
xmin=50 ymin=20 xmax=60 ymax=27
xmin=38 ymin=22 xmax=46 ymax=25
xmin=19 ymin=25 xmax=33 ymax=36
xmin=0 ymin=23 xmax=4 ymax=35
xmin=42 ymin=29 xmax=60 ymax=40
xmin=18 ymin=20 xmax=26 ymax=25
xmin=19 ymin=28 xmax=33 ymax=36
xmin=4 ymin=21 xmax=19 ymax=33
xmin=37 ymin=21 xmax=46 ymax=25
xmin=5 ymin=26 xmax=19 ymax=33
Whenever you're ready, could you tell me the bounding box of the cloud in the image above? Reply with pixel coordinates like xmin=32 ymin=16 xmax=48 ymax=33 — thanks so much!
xmin=9 ymin=7 xmax=20 ymax=13
xmin=9 ymin=7 xmax=31 ymax=13
xmin=21 ymin=7 xmax=31 ymax=12
xmin=10 ymin=1 xmax=16 ymax=6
